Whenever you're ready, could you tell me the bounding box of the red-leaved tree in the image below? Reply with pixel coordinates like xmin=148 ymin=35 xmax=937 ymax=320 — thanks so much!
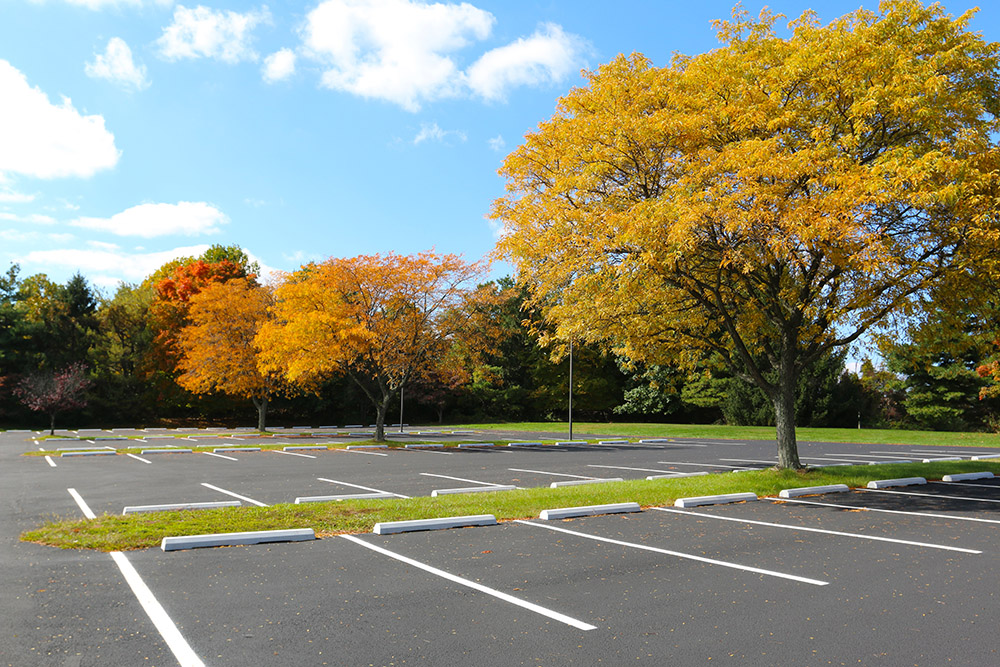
xmin=15 ymin=363 xmax=92 ymax=435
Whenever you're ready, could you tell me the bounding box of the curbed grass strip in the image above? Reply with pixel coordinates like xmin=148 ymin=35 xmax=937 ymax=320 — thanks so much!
xmin=20 ymin=460 xmax=1000 ymax=552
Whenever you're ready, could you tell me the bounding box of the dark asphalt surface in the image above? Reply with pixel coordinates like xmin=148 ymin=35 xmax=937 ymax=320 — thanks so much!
xmin=3 ymin=427 xmax=999 ymax=665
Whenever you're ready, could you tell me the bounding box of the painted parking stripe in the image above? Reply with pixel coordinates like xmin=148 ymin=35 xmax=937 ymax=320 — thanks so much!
xmin=587 ymin=464 xmax=684 ymax=475
xmin=317 ymin=477 xmax=410 ymax=499
xmin=201 ymin=483 xmax=268 ymax=507
xmin=348 ymin=449 xmax=389 ymax=457
xmin=340 ymin=534 xmax=596 ymax=631
xmin=274 ymin=449 xmax=317 ymax=459
xmin=514 ymin=520 xmax=828 ymax=586
xmin=203 ymin=451 xmax=238 ymax=461
xmin=658 ymin=460 xmax=760 ymax=470
xmin=127 ymin=453 xmax=152 ymax=464
xmin=799 ymin=456 xmax=875 ymax=464
xmin=939 ymin=481 xmax=1000 ymax=490
xmin=508 ymin=468 xmax=598 ymax=480
xmin=420 ymin=472 xmax=515 ymax=488
xmin=45 ymin=456 xmax=56 ymax=468
xmin=860 ymin=488 xmax=1000 ymax=504
xmin=770 ymin=497 xmax=1000 ymax=525
xmin=66 ymin=489 xmax=206 ymax=666
xmin=652 ymin=507 xmax=981 ymax=554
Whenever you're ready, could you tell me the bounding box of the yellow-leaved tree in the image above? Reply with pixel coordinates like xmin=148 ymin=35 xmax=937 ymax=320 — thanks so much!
xmin=176 ymin=278 xmax=284 ymax=431
xmin=493 ymin=1 xmax=1000 ymax=468
xmin=257 ymin=252 xmax=487 ymax=441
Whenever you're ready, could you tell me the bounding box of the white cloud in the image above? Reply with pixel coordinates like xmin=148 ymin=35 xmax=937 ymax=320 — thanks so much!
xmin=49 ymin=0 xmax=172 ymax=9
xmin=157 ymin=4 xmax=271 ymax=64
xmin=0 ymin=188 xmax=35 ymax=203
xmin=412 ymin=122 xmax=466 ymax=145
xmin=303 ymin=0 xmax=494 ymax=111
xmin=86 ymin=37 xmax=151 ymax=91
xmin=71 ymin=201 xmax=228 ymax=238
xmin=20 ymin=244 xmax=212 ymax=283
xmin=0 ymin=60 xmax=120 ymax=180
xmin=487 ymin=134 xmax=504 ymax=151
xmin=465 ymin=23 xmax=584 ymax=101
xmin=262 ymin=48 xmax=296 ymax=83
xmin=0 ymin=211 xmax=56 ymax=224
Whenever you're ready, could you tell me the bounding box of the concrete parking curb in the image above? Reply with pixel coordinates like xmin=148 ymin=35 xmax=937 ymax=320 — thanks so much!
xmin=778 ymin=484 xmax=850 ymax=498
xmin=61 ymin=450 xmax=115 ymax=456
xmin=942 ymin=472 xmax=995 ymax=482
xmin=161 ymin=528 xmax=315 ymax=551
xmin=539 ymin=502 xmax=641 ymax=520
xmin=346 ymin=445 xmax=388 ymax=450
xmin=507 ymin=442 xmax=543 ymax=447
xmin=555 ymin=441 xmax=588 ymax=446
xmin=213 ymin=447 xmax=260 ymax=453
xmin=431 ymin=485 xmax=517 ymax=496
xmin=675 ymin=492 xmax=758 ymax=508
xmin=867 ymin=477 xmax=927 ymax=489
xmin=870 ymin=460 xmax=913 ymax=464
xmin=457 ymin=443 xmax=495 ymax=448
xmin=140 ymin=449 xmax=193 ymax=454
xmin=373 ymin=514 xmax=497 ymax=535
xmin=405 ymin=444 xmax=443 ymax=449
xmin=971 ymin=454 xmax=1000 ymax=460
xmin=550 ymin=478 xmax=623 ymax=488
xmin=646 ymin=472 xmax=709 ymax=480
xmin=922 ymin=457 xmax=963 ymax=463
xmin=598 ymin=440 xmax=630 ymax=445
xmin=123 ymin=501 xmax=240 ymax=514
xmin=295 ymin=493 xmax=395 ymax=503
xmin=638 ymin=439 xmax=671 ymax=443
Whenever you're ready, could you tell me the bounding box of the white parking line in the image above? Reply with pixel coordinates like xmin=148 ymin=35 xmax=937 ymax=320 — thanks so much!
xmin=126 ymin=453 xmax=152 ymax=464
xmin=348 ymin=449 xmax=389 ymax=457
xmin=720 ymin=458 xmax=779 ymax=465
xmin=201 ymin=483 xmax=268 ymax=507
xmin=514 ymin=520 xmax=828 ymax=586
xmin=508 ymin=468 xmax=598 ymax=480
xmin=799 ymin=456 xmax=875 ymax=464
xmin=274 ymin=449 xmax=317 ymax=459
xmin=658 ymin=461 xmax=757 ymax=470
xmin=340 ymin=534 xmax=597 ymax=631
xmin=770 ymin=497 xmax=1000 ymax=525
xmin=203 ymin=451 xmax=238 ymax=461
xmin=587 ymin=464 xmax=683 ymax=475
xmin=652 ymin=507 xmax=981 ymax=554
xmin=860 ymin=488 xmax=1000 ymax=504
xmin=938 ymin=481 xmax=1000 ymax=490
xmin=318 ymin=478 xmax=409 ymax=499
xmin=420 ymin=472 xmax=514 ymax=487
xmin=45 ymin=456 xmax=56 ymax=468
xmin=65 ymin=489 xmax=205 ymax=666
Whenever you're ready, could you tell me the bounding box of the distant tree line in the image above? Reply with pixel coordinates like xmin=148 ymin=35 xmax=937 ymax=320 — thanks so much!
xmin=1 ymin=246 xmax=998 ymax=433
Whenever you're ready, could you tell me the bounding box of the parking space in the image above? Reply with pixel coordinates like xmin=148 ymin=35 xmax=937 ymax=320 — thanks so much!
xmin=5 ymin=428 xmax=1000 ymax=665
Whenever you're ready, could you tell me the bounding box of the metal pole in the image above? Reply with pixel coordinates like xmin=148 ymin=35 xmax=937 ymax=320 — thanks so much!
xmin=568 ymin=339 xmax=573 ymax=440
xmin=399 ymin=385 xmax=404 ymax=433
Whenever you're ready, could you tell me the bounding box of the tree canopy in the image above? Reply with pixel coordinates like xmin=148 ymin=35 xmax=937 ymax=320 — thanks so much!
xmin=493 ymin=0 xmax=1000 ymax=467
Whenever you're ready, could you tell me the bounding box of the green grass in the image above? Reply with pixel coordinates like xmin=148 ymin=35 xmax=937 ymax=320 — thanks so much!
xmin=456 ymin=421 xmax=1000 ymax=448
xmin=22 ymin=460 xmax=1000 ymax=552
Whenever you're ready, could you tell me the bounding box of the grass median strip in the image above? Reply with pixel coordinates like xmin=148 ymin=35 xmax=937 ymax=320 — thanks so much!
xmin=21 ymin=460 xmax=1000 ymax=552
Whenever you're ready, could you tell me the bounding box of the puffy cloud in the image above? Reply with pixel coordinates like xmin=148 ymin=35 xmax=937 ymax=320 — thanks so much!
xmin=0 ymin=188 xmax=35 ymax=203
xmin=50 ymin=0 xmax=172 ymax=9
xmin=262 ymin=48 xmax=296 ymax=83
xmin=20 ymin=244 xmax=213 ymax=283
xmin=487 ymin=134 xmax=504 ymax=151
xmin=71 ymin=201 xmax=228 ymax=238
xmin=465 ymin=23 xmax=585 ymax=101
xmin=0 ymin=60 xmax=120 ymax=180
xmin=157 ymin=4 xmax=271 ymax=64
xmin=303 ymin=0 xmax=494 ymax=111
xmin=0 ymin=211 xmax=56 ymax=224
xmin=413 ymin=122 xmax=466 ymax=145
xmin=86 ymin=37 xmax=151 ymax=91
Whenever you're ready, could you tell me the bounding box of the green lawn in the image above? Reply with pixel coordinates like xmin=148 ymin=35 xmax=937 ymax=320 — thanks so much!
xmin=22 ymin=460 xmax=1000 ymax=552
xmin=456 ymin=422 xmax=1000 ymax=448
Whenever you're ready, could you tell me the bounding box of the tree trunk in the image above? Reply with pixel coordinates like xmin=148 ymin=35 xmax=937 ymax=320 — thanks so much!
xmin=253 ymin=395 xmax=268 ymax=432
xmin=773 ymin=351 xmax=803 ymax=469
xmin=49 ymin=412 xmax=55 ymax=436
xmin=373 ymin=392 xmax=391 ymax=442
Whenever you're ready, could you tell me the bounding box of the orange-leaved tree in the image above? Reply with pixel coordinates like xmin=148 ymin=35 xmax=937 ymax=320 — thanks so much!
xmin=257 ymin=252 xmax=487 ymax=441
xmin=176 ymin=278 xmax=285 ymax=431
xmin=493 ymin=1 xmax=1000 ymax=468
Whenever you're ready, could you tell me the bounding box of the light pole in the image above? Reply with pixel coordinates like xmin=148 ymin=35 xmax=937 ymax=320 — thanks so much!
xmin=568 ymin=339 xmax=573 ymax=440
xmin=399 ymin=384 xmax=404 ymax=433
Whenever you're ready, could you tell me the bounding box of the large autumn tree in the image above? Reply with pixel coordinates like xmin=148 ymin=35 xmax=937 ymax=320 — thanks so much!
xmin=493 ymin=1 xmax=1000 ymax=468
xmin=177 ymin=278 xmax=284 ymax=431
xmin=257 ymin=252 xmax=486 ymax=441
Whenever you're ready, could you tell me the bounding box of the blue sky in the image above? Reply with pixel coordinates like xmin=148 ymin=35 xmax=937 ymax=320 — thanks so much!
xmin=1 ymin=0 xmax=996 ymax=290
